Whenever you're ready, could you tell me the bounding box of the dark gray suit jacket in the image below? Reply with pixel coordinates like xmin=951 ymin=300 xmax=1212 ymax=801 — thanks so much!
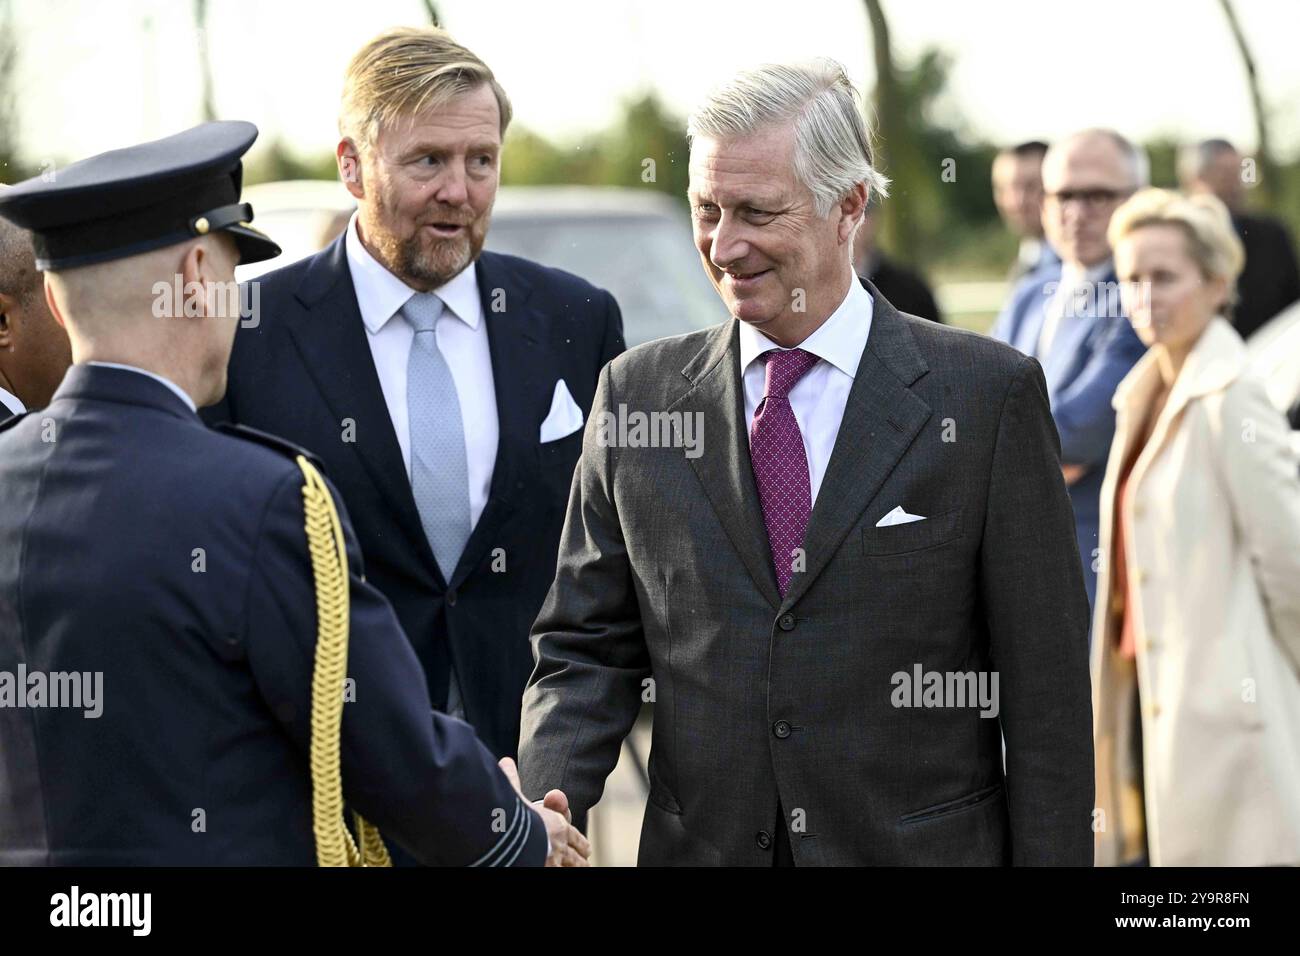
xmin=518 ymin=282 xmax=1094 ymax=865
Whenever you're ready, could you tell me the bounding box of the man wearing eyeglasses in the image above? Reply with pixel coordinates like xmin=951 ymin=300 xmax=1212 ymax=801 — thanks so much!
xmin=991 ymin=129 xmax=1148 ymax=621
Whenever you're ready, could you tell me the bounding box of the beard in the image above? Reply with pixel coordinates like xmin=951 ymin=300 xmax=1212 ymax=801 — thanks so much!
xmin=367 ymin=205 xmax=489 ymax=291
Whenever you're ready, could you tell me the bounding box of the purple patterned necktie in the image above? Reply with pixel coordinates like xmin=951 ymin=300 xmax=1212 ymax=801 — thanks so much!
xmin=748 ymin=347 xmax=821 ymax=595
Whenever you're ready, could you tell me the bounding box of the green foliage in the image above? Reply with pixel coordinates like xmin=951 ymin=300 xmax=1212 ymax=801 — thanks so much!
xmin=243 ymin=138 xmax=339 ymax=186
xmin=501 ymin=91 xmax=690 ymax=206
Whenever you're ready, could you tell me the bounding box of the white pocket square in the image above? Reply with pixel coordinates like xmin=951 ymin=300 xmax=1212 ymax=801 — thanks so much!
xmin=539 ymin=379 xmax=584 ymax=443
xmin=875 ymin=505 xmax=927 ymax=527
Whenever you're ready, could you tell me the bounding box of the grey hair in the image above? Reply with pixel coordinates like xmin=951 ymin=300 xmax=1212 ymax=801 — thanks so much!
xmin=687 ymin=58 xmax=890 ymax=218
xmin=1177 ymin=138 xmax=1236 ymax=187
xmin=1052 ymin=128 xmax=1150 ymax=189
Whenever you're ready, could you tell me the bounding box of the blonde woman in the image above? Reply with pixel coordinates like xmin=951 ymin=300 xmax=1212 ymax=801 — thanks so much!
xmin=1093 ymin=188 xmax=1300 ymax=866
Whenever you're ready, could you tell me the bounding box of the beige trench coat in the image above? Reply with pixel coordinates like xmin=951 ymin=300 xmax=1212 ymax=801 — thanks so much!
xmin=1091 ymin=317 xmax=1300 ymax=866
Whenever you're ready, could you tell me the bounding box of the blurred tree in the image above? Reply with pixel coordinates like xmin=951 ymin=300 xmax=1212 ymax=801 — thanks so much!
xmin=592 ymin=92 xmax=690 ymax=201
xmin=501 ymin=92 xmax=688 ymax=205
xmin=243 ymin=138 xmax=338 ymax=185
xmin=1142 ymin=137 xmax=1180 ymax=189
xmin=864 ymin=0 xmax=921 ymax=263
xmin=862 ymin=2 xmax=1004 ymax=271
xmin=500 ymin=126 xmax=604 ymax=187
xmin=1218 ymin=0 xmax=1278 ymax=207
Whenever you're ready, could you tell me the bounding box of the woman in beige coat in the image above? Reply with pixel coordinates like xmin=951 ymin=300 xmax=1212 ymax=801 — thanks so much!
xmin=1093 ymin=188 xmax=1300 ymax=866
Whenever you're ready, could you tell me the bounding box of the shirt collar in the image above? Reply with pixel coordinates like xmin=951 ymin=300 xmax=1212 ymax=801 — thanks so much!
xmin=345 ymin=212 xmax=482 ymax=334
xmin=0 ymin=384 xmax=26 ymax=416
xmin=85 ymin=361 xmax=197 ymax=413
xmin=1112 ymin=316 xmax=1243 ymax=411
xmin=738 ymin=270 xmax=874 ymax=379
xmin=1060 ymin=257 xmax=1113 ymax=288
xmin=1018 ymin=237 xmax=1042 ymax=267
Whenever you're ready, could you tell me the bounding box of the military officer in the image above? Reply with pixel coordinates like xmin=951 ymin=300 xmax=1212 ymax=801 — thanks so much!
xmin=0 ymin=121 xmax=586 ymax=866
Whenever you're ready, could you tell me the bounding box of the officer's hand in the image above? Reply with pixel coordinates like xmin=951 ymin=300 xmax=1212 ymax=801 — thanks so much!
xmin=498 ymin=757 xmax=591 ymax=867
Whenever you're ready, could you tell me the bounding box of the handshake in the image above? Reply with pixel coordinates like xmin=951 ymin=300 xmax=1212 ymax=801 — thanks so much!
xmin=499 ymin=757 xmax=591 ymax=867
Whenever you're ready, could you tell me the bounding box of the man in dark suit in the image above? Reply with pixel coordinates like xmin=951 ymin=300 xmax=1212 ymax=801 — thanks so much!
xmin=852 ymin=194 xmax=942 ymax=322
xmin=204 ymin=28 xmax=624 ymax=762
xmin=1179 ymin=138 xmax=1300 ymax=339
xmin=0 ymin=122 xmax=582 ymax=865
xmin=518 ymin=62 xmax=1093 ymax=866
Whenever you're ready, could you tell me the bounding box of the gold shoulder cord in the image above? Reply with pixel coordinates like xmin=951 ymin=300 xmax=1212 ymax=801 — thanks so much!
xmin=297 ymin=455 xmax=392 ymax=867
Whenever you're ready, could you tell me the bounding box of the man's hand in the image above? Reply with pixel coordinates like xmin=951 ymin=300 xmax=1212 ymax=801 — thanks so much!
xmin=498 ymin=757 xmax=591 ymax=867
xmin=1061 ymin=463 xmax=1088 ymax=486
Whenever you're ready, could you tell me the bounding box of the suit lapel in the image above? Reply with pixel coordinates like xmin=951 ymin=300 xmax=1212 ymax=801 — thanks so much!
xmin=448 ymin=252 xmax=554 ymax=590
xmin=1129 ymin=318 xmax=1243 ymax=491
xmin=1041 ymin=267 xmax=1118 ymax=396
xmin=285 ymin=236 xmax=436 ymax=576
xmin=1014 ymin=284 xmax=1052 ymax=356
xmin=1008 ymin=280 xmax=1050 ymax=358
xmin=673 ymin=320 xmax=783 ymax=610
xmin=779 ymin=282 xmax=932 ymax=612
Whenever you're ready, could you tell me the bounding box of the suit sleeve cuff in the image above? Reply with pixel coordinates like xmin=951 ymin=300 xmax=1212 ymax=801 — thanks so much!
xmin=467 ymin=794 xmax=547 ymax=867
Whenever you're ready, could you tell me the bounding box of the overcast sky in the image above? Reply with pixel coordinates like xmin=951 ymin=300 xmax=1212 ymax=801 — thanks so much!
xmin=9 ymin=0 xmax=1299 ymax=170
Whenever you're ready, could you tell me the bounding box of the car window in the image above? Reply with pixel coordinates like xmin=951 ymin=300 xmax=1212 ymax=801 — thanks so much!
xmin=485 ymin=214 xmax=725 ymax=346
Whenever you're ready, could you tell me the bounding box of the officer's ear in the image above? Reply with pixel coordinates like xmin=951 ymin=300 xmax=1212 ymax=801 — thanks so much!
xmin=181 ymin=236 xmax=231 ymax=287
xmin=179 ymin=240 xmax=205 ymax=291
xmin=43 ymin=276 xmax=68 ymax=332
xmin=337 ymin=137 xmax=365 ymax=200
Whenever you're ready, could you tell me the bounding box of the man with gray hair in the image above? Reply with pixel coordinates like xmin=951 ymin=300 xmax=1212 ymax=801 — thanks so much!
xmin=991 ymin=128 xmax=1148 ymax=615
xmin=0 ymin=196 xmax=71 ymax=416
xmin=519 ymin=60 xmax=1093 ymax=865
xmin=1178 ymin=138 xmax=1300 ymax=339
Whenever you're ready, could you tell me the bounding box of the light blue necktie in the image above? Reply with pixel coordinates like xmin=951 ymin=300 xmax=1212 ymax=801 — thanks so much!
xmin=404 ymin=292 xmax=472 ymax=582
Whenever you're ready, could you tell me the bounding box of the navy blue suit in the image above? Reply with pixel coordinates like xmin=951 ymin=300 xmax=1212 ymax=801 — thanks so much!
xmin=0 ymin=364 xmax=545 ymax=865
xmin=991 ymin=262 xmax=1146 ymax=611
xmin=203 ymin=240 xmax=624 ymax=761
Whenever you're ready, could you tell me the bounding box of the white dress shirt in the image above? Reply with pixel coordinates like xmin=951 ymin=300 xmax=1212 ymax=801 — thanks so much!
xmin=1037 ymin=258 xmax=1113 ymax=359
xmin=86 ymin=361 xmax=197 ymax=413
xmin=0 ymin=384 xmax=25 ymax=417
xmin=738 ymin=272 xmax=874 ymax=506
xmin=345 ymin=213 xmax=498 ymax=531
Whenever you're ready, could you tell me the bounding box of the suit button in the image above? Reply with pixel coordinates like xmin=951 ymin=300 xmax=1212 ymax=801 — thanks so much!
xmin=756 ymin=830 xmax=772 ymax=850
xmin=778 ymin=613 xmax=796 ymax=632
xmin=446 ymin=589 xmax=458 ymax=607
xmin=773 ymin=720 xmax=791 ymax=739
